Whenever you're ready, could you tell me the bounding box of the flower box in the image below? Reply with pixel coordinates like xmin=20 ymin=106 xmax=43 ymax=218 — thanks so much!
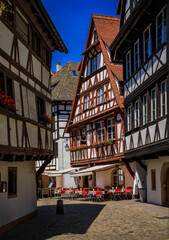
xmin=39 ymin=113 xmax=53 ymax=126
xmin=0 ymin=89 xmax=15 ymax=110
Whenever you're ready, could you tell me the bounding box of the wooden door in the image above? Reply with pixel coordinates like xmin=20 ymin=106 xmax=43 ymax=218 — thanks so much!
xmin=166 ymin=168 xmax=169 ymax=205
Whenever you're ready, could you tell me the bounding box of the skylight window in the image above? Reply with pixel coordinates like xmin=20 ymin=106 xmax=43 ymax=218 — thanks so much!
xmin=71 ymin=70 xmax=78 ymax=76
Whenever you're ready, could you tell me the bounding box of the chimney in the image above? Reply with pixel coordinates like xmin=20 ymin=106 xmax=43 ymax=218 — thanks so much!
xmin=56 ymin=62 xmax=62 ymax=72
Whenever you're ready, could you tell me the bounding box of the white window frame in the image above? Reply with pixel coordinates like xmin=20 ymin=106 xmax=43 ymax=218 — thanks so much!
xmin=134 ymin=100 xmax=139 ymax=128
xmin=77 ymin=131 xmax=80 ymax=146
xmin=97 ymin=88 xmax=103 ymax=105
xmin=107 ymin=119 xmax=115 ymax=140
xmin=126 ymin=50 xmax=131 ymax=80
xmin=161 ymin=80 xmax=167 ymax=116
xmin=143 ymin=94 xmax=148 ymax=125
xmin=127 ymin=106 xmax=132 ymax=131
xmin=151 ymin=88 xmax=156 ymax=121
xmin=85 ymin=95 xmax=90 ymax=110
xmin=156 ymin=6 xmax=166 ymax=49
xmin=97 ymin=121 xmax=104 ymax=141
xmin=143 ymin=25 xmax=152 ymax=62
xmin=134 ymin=40 xmax=140 ymax=72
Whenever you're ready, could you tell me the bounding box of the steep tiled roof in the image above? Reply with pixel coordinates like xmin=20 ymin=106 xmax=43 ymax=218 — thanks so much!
xmin=66 ymin=14 xmax=123 ymax=131
xmin=92 ymin=14 xmax=120 ymax=47
xmin=51 ymin=62 xmax=79 ymax=101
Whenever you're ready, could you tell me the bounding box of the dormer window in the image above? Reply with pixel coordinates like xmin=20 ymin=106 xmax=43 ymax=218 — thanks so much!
xmin=94 ymin=30 xmax=98 ymax=42
xmin=71 ymin=70 xmax=78 ymax=76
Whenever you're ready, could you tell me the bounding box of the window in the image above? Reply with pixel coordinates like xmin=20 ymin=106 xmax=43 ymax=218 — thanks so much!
xmin=134 ymin=101 xmax=139 ymax=128
xmin=97 ymin=121 xmax=104 ymax=141
xmin=143 ymin=25 xmax=152 ymax=61
xmin=85 ymin=95 xmax=90 ymax=110
xmin=133 ymin=0 xmax=139 ymax=7
xmin=151 ymin=88 xmax=156 ymax=121
xmin=143 ymin=94 xmax=148 ymax=124
xmin=112 ymin=168 xmax=125 ymax=188
xmin=107 ymin=119 xmax=115 ymax=140
xmin=77 ymin=131 xmax=80 ymax=146
xmin=81 ymin=129 xmax=86 ymax=144
xmin=72 ymin=132 xmax=76 ymax=146
xmin=161 ymin=80 xmax=167 ymax=116
xmin=42 ymin=48 xmax=50 ymax=67
xmin=156 ymin=7 xmax=166 ymax=49
xmin=124 ymin=0 xmax=130 ymax=22
xmin=0 ymin=72 xmax=5 ymax=92
xmin=127 ymin=106 xmax=131 ymax=131
xmin=32 ymin=32 xmax=41 ymax=57
xmin=8 ymin=167 xmax=17 ymax=197
xmin=16 ymin=9 xmax=29 ymax=42
xmin=134 ymin=40 xmax=139 ymax=72
xmin=151 ymin=169 xmax=156 ymax=191
xmin=86 ymin=60 xmax=91 ymax=77
xmin=6 ymin=77 xmax=13 ymax=98
xmin=97 ymin=88 xmax=103 ymax=105
xmin=126 ymin=50 xmax=131 ymax=80
xmin=91 ymin=57 xmax=97 ymax=73
xmin=1 ymin=0 xmax=13 ymax=25
xmin=94 ymin=30 xmax=98 ymax=42
xmin=37 ymin=97 xmax=45 ymax=119
xmin=71 ymin=70 xmax=78 ymax=76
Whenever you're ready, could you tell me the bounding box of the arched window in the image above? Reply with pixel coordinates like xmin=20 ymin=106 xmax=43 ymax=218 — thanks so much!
xmin=112 ymin=168 xmax=125 ymax=188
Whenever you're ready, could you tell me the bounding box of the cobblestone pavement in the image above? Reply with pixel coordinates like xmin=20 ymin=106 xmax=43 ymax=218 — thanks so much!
xmin=1 ymin=199 xmax=169 ymax=240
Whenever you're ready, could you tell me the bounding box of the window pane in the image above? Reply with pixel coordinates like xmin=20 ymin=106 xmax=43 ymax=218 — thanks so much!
xmin=16 ymin=11 xmax=28 ymax=42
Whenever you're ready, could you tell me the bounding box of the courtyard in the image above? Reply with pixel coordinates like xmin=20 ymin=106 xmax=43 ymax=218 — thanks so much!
xmin=1 ymin=199 xmax=169 ymax=240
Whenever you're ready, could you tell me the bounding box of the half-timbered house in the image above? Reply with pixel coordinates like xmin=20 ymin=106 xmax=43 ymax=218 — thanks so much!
xmin=110 ymin=0 xmax=169 ymax=205
xmin=36 ymin=62 xmax=80 ymax=189
xmin=66 ymin=14 xmax=134 ymax=189
xmin=0 ymin=0 xmax=67 ymax=233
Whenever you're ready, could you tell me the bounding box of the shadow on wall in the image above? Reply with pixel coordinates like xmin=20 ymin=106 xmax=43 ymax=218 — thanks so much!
xmin=1 ymin=203 xmax=105 ymax=239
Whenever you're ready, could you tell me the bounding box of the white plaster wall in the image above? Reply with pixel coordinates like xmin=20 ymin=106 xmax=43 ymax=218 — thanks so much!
xmin=0 ymin=161 xmax=37 ymax=227
xmin=56 ymin=138 xmax=77 ymax=188
xmin=134 ymin=161 xmax=147 ymax=192
xmin=147 ymin=157 xmax=169 ymax=205
xmin=96 ymin=164 xmax=134 ymax=188
xmin=0 ymin=22 xmax=13 ymax=56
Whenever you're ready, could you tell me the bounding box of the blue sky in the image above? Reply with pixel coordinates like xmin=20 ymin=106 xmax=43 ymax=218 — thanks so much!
xmin=41 ymin=0 xmax=119 ymax=71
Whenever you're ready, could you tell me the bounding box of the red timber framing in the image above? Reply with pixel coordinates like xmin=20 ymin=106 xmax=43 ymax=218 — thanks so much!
xmin=66 ymin=14 xmax=126 ymax=168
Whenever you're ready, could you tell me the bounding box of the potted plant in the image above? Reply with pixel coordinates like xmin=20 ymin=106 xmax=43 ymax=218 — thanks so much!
xmin=39 ymin=113 xmax=53 ymax=126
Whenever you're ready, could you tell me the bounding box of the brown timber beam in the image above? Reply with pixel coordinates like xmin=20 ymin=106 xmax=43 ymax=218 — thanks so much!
xmin=123 ymin=161 xmax=135 ymax=179
xmin=36 ymin=156 xmax=52 ymax=178
xmin=136 ymin=159 xmax=147 ymax=172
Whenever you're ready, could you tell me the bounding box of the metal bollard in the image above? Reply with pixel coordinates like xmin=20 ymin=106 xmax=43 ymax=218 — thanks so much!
xmin=56 ymin=199 xmax=64 ymax=214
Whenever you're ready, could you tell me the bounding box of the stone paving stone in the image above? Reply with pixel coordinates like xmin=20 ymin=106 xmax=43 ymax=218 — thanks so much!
xmin=1 ymin=199 xmax=169 ymax=240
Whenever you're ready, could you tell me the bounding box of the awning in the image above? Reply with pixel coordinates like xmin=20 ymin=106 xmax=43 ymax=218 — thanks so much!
xmin=42 ymin=167 xmax=82 ymax=177
xmin=71 ymin=172 xmax=92 ymax=177
xmin=70 ymin=164 xmax=116 ymax=177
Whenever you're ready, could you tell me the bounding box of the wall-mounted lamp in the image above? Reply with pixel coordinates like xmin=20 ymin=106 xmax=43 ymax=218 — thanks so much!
xmin=65 ymin=143 xmax=69 ymax=152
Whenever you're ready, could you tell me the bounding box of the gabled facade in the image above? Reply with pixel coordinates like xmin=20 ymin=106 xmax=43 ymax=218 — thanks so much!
xmin=36 ymin=62 xmax=79 ymax=189
xmin=0 ymin=0 xmax=67 ymax=233
xmin=66 ymin=14 xmax=134 ymax=189
xmin=111 ymin=0 xmax=169 ymax=205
